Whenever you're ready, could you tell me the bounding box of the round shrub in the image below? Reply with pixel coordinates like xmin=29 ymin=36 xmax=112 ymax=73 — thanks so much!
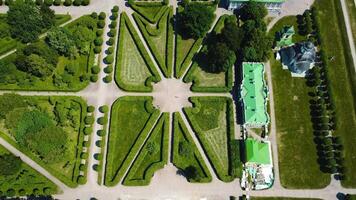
xmin=84 ymin=116 xmax=94 ymax=124
xmin=6 ymin=189 xmax=15 ymax=197
xmin=43 ymin=187 xmax=52 ymax=195
xmin=97 ymin=117 xmax=108 ymax=125
xmin=91 ymin=12 xmax=98 ymax=19
xmin=109 ymin=21 xmax=117 ymax=29
xmin=73 ymin=0 xmax=82 ymax=6
xmin=87 ymin=106 xmax=95 ymax=113
xmin=96 ymin=29 xmax=103 ymax=36
xmin=84 ymin=127 xmax=93 ymax=135
xmin=44 ymin=0 xmax=53 ymax=6
xmin=81 ymin=153 xmax=88 ymax=159
xmin=104 ymin=65 xmax=113 ymax=73
xmin=91 ymin=66 xmax=100 ymax=74
xmin=90 ymin=75 xmax=98 ymax=82
xmin=64 ymin=0 xmax=72 ymax=6
xmin=79 ymin=164 xmax=86 ymax=171
xmin=97 ymin=20 xmax=105 ymax=29
xmin=32 ymin=188 xmax=40 ymax=196
xmin=99 ymin=105 xmax=109 ymax=113
xmin=103 ymin=75 xmax=112 ymax=83
xmin=104 ymin=55 xmax=114 ymax=64
xmin=106 ymin=47 xmax=114 ymax=54
xmin=94 ymin=37 xmax=103 ymax=46
xmin=99 ymin=12 xmax=106 ymax=20
xmin=78 ymin=175 xmax=86 ymax=184
xmin=18 ymin=189 xmax=26 ymax=196
xmin=93 ymin=164 xmax=100 ymax=171
xmin=112 ymin=5 xmax=119 ymax=12
xmin=110 ymin=12 xmax=118 ymax=20
xmin=81 ymin=0 xmax=89 ymax=5
xmin=97 ymin=130 xmax=105 ymax=136
xmin=94 ymin=46 xmax=102 ymax=54
xmin=53 ymin=0 xmax=61 ymax=6
xmin=95 ymin=140 xmax=102 ymax=147
xmin=107 ymin=38 xmax=114 ymax=46
xmin=82 ymin=141 xmax=88 ymax=147
xmin=35 ymin=0 xmax=43 ymax=5
xmin=94 ymin=153 xmax=102 ymax=160
xmin=108 ymin=29 xmax=116 ymax=37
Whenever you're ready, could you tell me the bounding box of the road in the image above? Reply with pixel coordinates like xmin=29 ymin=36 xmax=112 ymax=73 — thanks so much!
xmin=0 ymin=0 xmax=356 ymax=199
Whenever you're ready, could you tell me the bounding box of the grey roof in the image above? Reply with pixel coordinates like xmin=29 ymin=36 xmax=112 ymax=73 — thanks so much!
xmin=280 ymin=41 xmax=316 ymax=74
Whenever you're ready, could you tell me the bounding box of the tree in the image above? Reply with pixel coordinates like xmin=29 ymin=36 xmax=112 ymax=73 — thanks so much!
xmin=0 ymin=154 xmax=22 ymax=176
xmin=63 ymin=0 xmax=72 ymax=6
xmin=239 ymin=1 xmax=267 ymax=21
xmin=46 ymin=27 xmax=76 ymax=57
xmin=0 ymin=94 xmax=26 ymax=119
xmin=7 ymin=0 xmax=55 ymax=43
xmin=179 ymin=4 xmax=215 ymax=38
xmin=219 ymin=21 xmax=243 ymax=52
xmin=17 ymin=54 xmax=54 ymax=78
xmin=206 ymin=42 xmax=236 ymax=73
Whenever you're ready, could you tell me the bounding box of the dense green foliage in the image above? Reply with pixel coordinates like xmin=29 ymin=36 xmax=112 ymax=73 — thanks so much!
xmin=7 ymin=0 xmax=55 ymax=43
xmin=0 ymin=154 xmax=22 ymax=176
xmin=206 ymin=42 xmax=236 ymax=73
xmin=105 ymin=96 xmax=160 ymax=186
xmin=179 ymin=4 xmax=215 ymax=39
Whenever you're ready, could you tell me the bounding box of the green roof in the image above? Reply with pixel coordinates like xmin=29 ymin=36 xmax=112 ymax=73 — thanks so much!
xmin=241 ymin=62 xmax=269 ymax=126
xmin=276 ymin=26 xmax=295 ymax=48
xmin=245 ymin=138 xmax=271 ymax=165
xmin=229 ymin=0 xmax=285 ymax=3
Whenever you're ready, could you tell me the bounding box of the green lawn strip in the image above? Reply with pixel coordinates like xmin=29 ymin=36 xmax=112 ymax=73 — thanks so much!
xmin=172 ymin=112 xmax=212 ymax=183
xmin=183 ymin=96 xmax=236 ymax=182
xmin=104 ymin=96 xmax=161 ymax=186
xmin=114 ymin=13 xmax=161 ymax=92
xmin=0 ymin=144 xmax=59 ymax=197
xmin=130 ymin=2 xmax=168 ymax=24
xmin=251 ymin=198 xmax=322 ymax=200
xmin=182 ymin=15 xmax=232 ymax=92
xmin=0 ymin=15 xmax=96 ymax=91
xmin=0 ymin=95 xmax=88 ymax=188
xmin=0 ymin=14 xmax=71 ymax=56
xmin=267 ymin=16 xmax=307 ymax=43
xmin=345 ymin=0 xmax=356 ymax=48
xmin=270 ymin=57 xmax=330 ymax=188
xmin=132 ymin=6 xmax=173 ymax=78
xmin=313 ymin=0 xmax=356 ymax=187
xmin=123 ymin=113 xmax=169 ymax=186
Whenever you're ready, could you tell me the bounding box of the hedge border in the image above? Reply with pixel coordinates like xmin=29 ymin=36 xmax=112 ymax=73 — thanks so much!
xmin=114 ymin=13 xmax=161 ymax=92
xmin=104 ymin=96 xmax=161 ymax=186
xmin=122 ymin=113 xmax=169 ymax=186
xmin=183 ymin=96 xmax=236 ymax=182
xmin=130 ymin=3 xmax=168 ymax=24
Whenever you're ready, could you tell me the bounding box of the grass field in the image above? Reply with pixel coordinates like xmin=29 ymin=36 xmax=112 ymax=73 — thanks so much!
xmin=0 ymin=95 xmax=88 ymax=188
xmin=183 ymin=15 xmax=233 ymax=92
xmin=0 ymin=144 xmax=59 ymax=197
xmin=104 ymin=96 xmax=161 ymax=186
xmin=345 ymin=0 xmax=356 ymax=48
xmin=172 ymin=112 xmax=212 ymax=183
xmin=123 ymin=113 xmax=169 ymax=186
xmin=115 ymin=13 xmax=161 ymax=92
xmin=0 ymin=14 xmax=71 ymax=56
xmin=183 ymin=97 xmax=235 ymax=182
xmin=0 ymin=15 xmax=95 ymax=91
xmin=313 ymin=0 xmax=356 ymax=187
xmin=133 ymin=6 xmax=173 ymax=77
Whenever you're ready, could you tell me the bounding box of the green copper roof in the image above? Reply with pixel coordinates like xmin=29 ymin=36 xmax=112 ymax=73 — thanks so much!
xmin=229 ymin=0 xmax=285 ymax=3
xmin=276 ymin=26 xmax=295 ymax=48
xmin=241 ymin=62 xmax=269 ymax=126
xmin=246 ymin=138 xmax=271 ymax=165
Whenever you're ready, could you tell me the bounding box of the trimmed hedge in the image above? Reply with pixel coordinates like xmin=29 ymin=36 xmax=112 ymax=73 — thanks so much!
xmin=99 ymin=105 xmax=109 ymax=113
xmin=130 ymin=3 xmax=168 ymax=24
xmin=175 ymin=38 xmax=203 ymax=78
xmin=114 ymin=13 xmax=161 ymax=92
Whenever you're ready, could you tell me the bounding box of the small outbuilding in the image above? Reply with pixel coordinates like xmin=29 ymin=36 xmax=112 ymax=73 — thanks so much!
xmin=276 ymin=41 xmax=316 ymax=77
xmin=275 ymin=26 xmax=295 ymax=50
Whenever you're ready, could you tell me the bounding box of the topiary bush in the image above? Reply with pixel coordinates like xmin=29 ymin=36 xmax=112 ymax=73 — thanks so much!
xmin=108 ymin=29 xmax=116 ymax=37
xmin=103 ymin=75 xmax=112 ymax=83
xmin=63 ymin=0 xmax=72 ymax=6
xmin=84 ymin=116 xmax=94 ymax=124
xmin=110 ymin=12 xmax=118 ymax=20
xmin=91 ymin=12 xmax=98 ymax=19
xmin=91 ymin=65 xmax=100 ymax=74
xmin=104 ymin=65 xmax=113 ymax=73
xmin=84 ymin=127 xmax=93 ymax=135
xmin=95 ymin=140 xmax=102 ymax=147
xmin=53 ymin=0 xmax=61 ymax=6
xmin=90 ymin=75 xmax=98 ymax=82
xmin=109 ymin=21 xmax=117 ymax=29
xmin=81 ymin=153 xmax=88 ymax=159
xmin=99 ymin=12 xmax=106 ymax=20
xmin=96 ymin=29 xmax=103 ymax=36
xmin=44 ymin=0 xmax=53 ymax=6
xmin=97 ymin=20 xmax=105 ymax=29
xmin=106 ymin=38 xmax=114 ymax=46
xmin=112 ymin=5 xmax=119 ymax=12
xmin=97 ymin=117 xmax=108 ymax=125
xmin=94 ymin=46 xmax=102 ymax=54
xmin=104 ymin=55 xmax=114 ymax=64
xmin=87 ymin=106 xmax=95 ymax=113
xmin=94 ymin=153 xmax=102 ymax=160
xmin=97 ymin=130 xmax=105 ymax=136
xmin=94 ymin=37 xmax=103 ymax=46
xmin=106 ymin=47 xmax=114 ymax=54
xmin=81 ymin=0 xmax=89 ymax=5
xmin=99 ymin=105 xmax=109 ymax=113
xmin=73 ymin=0 xmax=82 ymax=6
xmin=77 ymin=175 xmax=86 ymax=184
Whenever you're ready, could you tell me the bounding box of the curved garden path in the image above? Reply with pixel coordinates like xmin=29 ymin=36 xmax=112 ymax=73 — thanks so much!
xmin=0 ymin=0 xmax=356 ymax=199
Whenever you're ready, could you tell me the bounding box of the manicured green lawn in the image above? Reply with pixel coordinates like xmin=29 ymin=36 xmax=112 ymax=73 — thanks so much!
xmin=133 ymin=6 xmax=173 ymax=77
xmin=313 ymin=0 xmax=356 ymax=187
xmin=130 ymin=3 xmax=167 ymax=23
xmin=183 ymin=96 xmax=235 ymax=182
xmin=172 ymin=112 xmax=212 ymax=183
xmin=0 ymin=14 xmax=71 ymax=56
xmin=115 ymin=13 xmax=161 ymax=92
xmin=104 ymin=96 xmax=160 ymax=186
xmin=0 ymin=15 xmax=95 ymax=91
xmin=123 ymin=113 xmax=169 ymax=186
xmin=345 ymin=0 xmax=356 ymax=48
xmin=268 ymin=16 xmax=307 ymax=43
xmin=0 ymin=144 xmax=59 ymax=197
xmin=0 ymin=95 xmax=88 ymax=188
